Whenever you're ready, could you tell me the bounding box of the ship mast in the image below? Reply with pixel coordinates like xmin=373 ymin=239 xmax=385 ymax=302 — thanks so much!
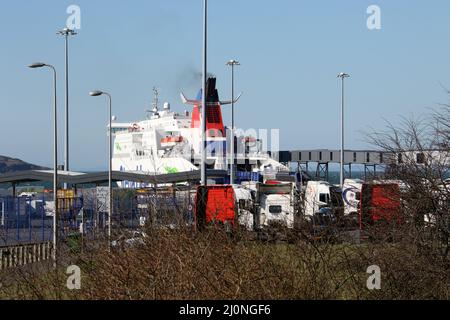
xmin=152 ymin=87 xmax=159 ymax=113
xmin=146 ymin=87 xmax=160 ymax=119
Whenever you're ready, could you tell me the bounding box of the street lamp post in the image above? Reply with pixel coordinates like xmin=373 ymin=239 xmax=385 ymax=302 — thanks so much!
xmin=89 ymin=91 xmax=113 ymax=247
xmin=226 ymin=60 xmax=240 ymax=185
xmin=28 ymin=62 xmax=58 ymax=267
xmin=201 ymin=0 xmax=208 ymax=186
xmin=57 ymin=28 xmax=77 ymax=180
xmin=337 ymin=72 xmax=350 ymax=188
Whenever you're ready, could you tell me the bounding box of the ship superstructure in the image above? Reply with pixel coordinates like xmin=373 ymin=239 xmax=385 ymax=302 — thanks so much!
xmin=111 ymin=78 xmax=288 ymax=183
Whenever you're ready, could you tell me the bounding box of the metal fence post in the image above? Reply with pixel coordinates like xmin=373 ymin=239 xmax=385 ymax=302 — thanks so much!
xmin=42 ymin=195 xmax=45 ymax=242
xmin=28 ymin=198 xmax=32 ymax=243
xmin=5 ymin=198 xmax=8 ymax=246
xmin=16 ymin=197 xmax=20 ymax=243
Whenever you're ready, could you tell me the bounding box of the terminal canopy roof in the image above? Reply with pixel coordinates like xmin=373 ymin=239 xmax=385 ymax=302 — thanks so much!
xmin=0 ymin=170 xmax=228 ymax=186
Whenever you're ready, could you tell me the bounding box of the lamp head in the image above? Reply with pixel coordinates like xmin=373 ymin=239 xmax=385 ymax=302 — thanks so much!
xmin=28 ymin=63 xmax=47 ymax=69
xmin=226 ymin=59 xmax=241 ymax=66
xmin=337 ymin=72 xmax=350 ymax=78
xmin=89 ymin=90 xmax=104 ymax=97
xmin=58 ymin=27 xmax=77 ymax=36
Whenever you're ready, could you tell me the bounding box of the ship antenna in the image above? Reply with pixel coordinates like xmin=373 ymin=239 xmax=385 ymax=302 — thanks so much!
xmin=152 ymin=86 xmax=159 ymax=114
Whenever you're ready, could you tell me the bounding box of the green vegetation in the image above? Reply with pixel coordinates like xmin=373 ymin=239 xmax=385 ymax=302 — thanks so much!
xmin=1 ymin=228 xmax=448 ymax=300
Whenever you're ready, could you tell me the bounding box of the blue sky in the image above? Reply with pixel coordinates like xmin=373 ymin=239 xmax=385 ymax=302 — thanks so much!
xmin=1 ymin=0 xmax=450 ymax=170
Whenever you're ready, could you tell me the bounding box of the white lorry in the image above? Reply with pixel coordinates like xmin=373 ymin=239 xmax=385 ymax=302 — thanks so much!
xmin=197 ymin=181 xmax=296 ymax=232
xmin=253 ymin=182 xmax=296 ymax=230
xmin=232 ymin=184 xmax=254 ymax=231
xmin=302 ymin=181 xmax=346 ymax=231
xmin=342 ymin=179 xmax=363 ymax=216
xmin=304 ymin=181 xmax=334 ymax=218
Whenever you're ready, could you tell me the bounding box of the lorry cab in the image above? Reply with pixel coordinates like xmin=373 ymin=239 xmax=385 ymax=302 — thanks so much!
xmin=194 ymin=185 xmax=236 ymax=231
xmin=343 ymin=179 xmax=363 ymax=216
xmin=194 ymin=184 xmax=254 ymax=231
xmin=304 ymin=181 xmax=344 ymax=222
xmin=254 ymin=182 xmax=295 ymax=230
xmin=304 ymin=181 xmax=333 ymax=217
xmin=360 ymin=181 xmax=402 ymax=230
xmin=232 ymin=184 xmax=254 ymax=230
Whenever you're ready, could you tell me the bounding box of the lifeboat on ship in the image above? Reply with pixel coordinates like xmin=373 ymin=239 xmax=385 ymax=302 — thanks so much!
xmin=128 ymin=123 xmax=141 ymax=133
xmin=160 ymin=135 xmax=184 ymax=148
xmin=244 ymin=136 xmax=257 ymax=144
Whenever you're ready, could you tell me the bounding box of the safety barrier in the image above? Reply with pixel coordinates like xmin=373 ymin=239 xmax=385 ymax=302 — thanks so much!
xmin=0 ymin=188 xmax=194 ymax=246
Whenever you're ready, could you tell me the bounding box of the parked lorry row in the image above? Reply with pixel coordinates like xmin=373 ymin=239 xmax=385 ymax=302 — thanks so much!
xmin=304 ymin=179 xmax=403 ymax=230
xmin=194 ymin=181 xmax=297 ymax=232
xmin=194 ymin=178 xmax=409 ymax=233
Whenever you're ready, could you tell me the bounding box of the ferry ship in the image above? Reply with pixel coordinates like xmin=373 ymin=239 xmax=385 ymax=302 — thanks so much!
xmin=111 ymin=78 xmax=288 ymax=185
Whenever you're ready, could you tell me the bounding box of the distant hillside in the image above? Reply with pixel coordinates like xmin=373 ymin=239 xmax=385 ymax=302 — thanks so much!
xmin=0 ymin=155 xmax=48 ymax=174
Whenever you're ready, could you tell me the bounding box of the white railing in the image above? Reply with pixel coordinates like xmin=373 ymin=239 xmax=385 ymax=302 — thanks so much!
xmin=0 ymin=242 xmax=52 ymax=270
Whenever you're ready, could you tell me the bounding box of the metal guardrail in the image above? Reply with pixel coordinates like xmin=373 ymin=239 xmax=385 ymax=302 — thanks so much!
xmin=0 ymin=241 xmax=52 ymax=270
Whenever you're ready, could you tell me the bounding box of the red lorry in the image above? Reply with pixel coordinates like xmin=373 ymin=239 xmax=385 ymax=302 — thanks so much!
xmin=359 ymin=182 xmax=402 ymax=230
xmin=194 ymin=185 xmax=237 ymax=230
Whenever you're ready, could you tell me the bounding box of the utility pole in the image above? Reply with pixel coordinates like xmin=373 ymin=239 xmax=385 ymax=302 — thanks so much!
xmin=337 ymin=72 xmax=350 ymax=188
xmin=89 ymin=90 xmax=113 ymax=249
xmin=201 ymin=0 xmax=208 ymax=186
xmin=58 ymin=28 xmax=77 ymax=182
xmin=28 ymin=63 xmax=59 ymax=267
xmin=226 ymin=60 xmax=240 ymax=184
